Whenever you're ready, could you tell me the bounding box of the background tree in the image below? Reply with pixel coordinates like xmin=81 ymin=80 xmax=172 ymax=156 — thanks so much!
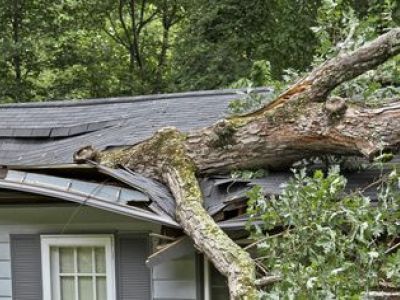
xmin=171 ymin=0 xmax=321 ymax=90
xmin=0 ymin=0 xmax=398 ymax=103
xmin=0 ymin=0 xmax=56 ymax=102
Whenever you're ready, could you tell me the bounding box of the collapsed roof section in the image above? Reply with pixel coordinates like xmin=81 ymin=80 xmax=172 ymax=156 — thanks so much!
xmin=0 ymin=169 xmax=178 ymax=227
xmin=0 ymin=88 xmax=398 ymax=230
xmin=0 ymin=163 xmax=395 ymax=230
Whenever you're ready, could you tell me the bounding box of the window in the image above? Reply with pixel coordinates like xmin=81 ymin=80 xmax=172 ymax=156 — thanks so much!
xmin=204 ymin=259 xmax=229 ymax=300
xmin=41 ymin=235 xmax=116 ymax=300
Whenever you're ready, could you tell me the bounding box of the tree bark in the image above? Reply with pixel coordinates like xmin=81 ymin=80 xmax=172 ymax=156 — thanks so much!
xmin=74 ymin=28 xmax=400 ymax=299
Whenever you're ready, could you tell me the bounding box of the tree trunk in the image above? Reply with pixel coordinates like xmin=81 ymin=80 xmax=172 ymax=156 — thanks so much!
xmin=12 ymin=0 xmax=22 ymax=102
xmin=74 ymin=28 xmax=400 ymax=299
xmin=154 ymin=19 xmax=170 ymax=93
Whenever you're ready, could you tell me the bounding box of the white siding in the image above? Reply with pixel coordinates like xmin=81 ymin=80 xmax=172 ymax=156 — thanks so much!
xmin=152 ymin=254 xmax=198 ymax=300
xmin=0 ymin=205 xmax=200 ymax=300
xmin=0 ymin=205 xmax=161 ymax=300
xmin=0 ymin=235 xmax=11 ymax=299
xmin=0 ymin=261 xmax=11 ymax=278
xmin=0 ymin=243 xmax=10 ymax=260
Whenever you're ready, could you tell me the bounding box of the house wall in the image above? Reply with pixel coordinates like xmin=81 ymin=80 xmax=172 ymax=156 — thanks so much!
xmin=0 ymin=233 xmax=11 ymax=300
xmin=0 ymin=204 xmax=200 ymax=300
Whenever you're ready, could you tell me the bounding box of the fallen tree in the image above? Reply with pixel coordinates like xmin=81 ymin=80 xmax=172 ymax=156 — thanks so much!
xmin=74 ymin=28 xmax=400 ymax=299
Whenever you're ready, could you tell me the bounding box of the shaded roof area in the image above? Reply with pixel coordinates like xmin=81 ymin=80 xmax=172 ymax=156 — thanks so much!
xmin=0 ymin=88 xmax=271 ymax=166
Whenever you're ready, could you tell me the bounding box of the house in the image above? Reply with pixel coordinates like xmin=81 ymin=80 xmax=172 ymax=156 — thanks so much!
xmin=0 ymin=89 xmax=390 ymax=300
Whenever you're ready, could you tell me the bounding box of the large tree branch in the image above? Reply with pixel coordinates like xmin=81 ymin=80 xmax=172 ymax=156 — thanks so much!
xmin=74 ymin=28 xmax=400 ymax=299
xmin=304 ymin=28 xmax=400 ymax=101
xmin=250 ymin=28 xmax=400 ymax=115
xmin=90 ymin=99 xmax=400 ymax=174
xmin=77 ymin=128 xmax=258 ymax=299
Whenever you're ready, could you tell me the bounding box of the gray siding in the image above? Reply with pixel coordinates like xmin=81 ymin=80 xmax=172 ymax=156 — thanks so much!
xmin=10 ymin=235 xmax=42 ymax=300
xmin=117 ymin=235 xmax=151 ymax=300
xmin=152 ymin=254 xmax=198 ymax=300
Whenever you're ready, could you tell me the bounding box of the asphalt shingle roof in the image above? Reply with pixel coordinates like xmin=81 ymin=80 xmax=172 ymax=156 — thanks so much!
xmin=0 ymin=88 xmax=271 ymax=166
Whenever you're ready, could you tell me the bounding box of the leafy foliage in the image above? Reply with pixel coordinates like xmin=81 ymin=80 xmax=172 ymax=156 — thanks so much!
xmin=247 ymin=167 xmax=400 ymax=298
xmin=0 ymin=0 xmax=185 ymax=102
xmin=173 ymin=0 xmax=320 ymax=91
xmin=231 ymin=168 xmax=267 ymax=180
xmin=228 ymin=88 xmax=275 ymax=115
xmin=1 ymin=0 xmax=397 ymax=103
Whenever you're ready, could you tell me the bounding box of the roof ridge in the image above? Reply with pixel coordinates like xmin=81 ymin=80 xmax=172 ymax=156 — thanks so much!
xmin=0 ymin=87 xmax=271 ymax=109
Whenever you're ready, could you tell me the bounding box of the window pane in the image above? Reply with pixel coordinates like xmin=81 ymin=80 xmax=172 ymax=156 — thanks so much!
xmin=78 ymin=276 xmax=93 ymax=300
xmin=77 ymin=247 xmax=92 ymax=273
xmin=96 ymin=277 xmax=107 ymax=300
xmin=60 ymin=248 xmax=74 ymax=273
xmin=211 ymin=287 xmax=230 ymax=300
xmin=95 ymin=248 xmax=106 ymax=273
xmin=61 ymin=276 xmax=75 ymax=300
xmin=50 ymin=247 xmax=59 ymax=300
xmin=210 ymin=264 xmax=229 ymax=300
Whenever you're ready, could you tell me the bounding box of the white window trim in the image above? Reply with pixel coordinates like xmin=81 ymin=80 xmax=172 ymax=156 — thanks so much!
xmin=41 ymin=234 xmax=116 ymax=300
xmin=203 ymin=258 xmax=211 ymax=300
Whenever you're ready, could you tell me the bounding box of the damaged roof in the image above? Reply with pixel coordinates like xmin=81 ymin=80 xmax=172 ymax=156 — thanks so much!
xmin=0 ymin=163 xmax=394 ymax=229
xmin=0 ymin=88 xmax=271 ymax=166
xmin=0 ymin=88 xmax=397 ymax=229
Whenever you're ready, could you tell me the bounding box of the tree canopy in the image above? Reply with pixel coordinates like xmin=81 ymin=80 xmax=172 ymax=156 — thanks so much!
xmin=0 ymin=0 xmax=398 ymax=103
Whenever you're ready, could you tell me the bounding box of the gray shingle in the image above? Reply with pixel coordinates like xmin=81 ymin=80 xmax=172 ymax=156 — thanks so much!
xmin=50 ymin=127 xmax=70 ymax=137
xmin=0 ymin=128 xmax=13 ymax=136
xmin=0 ymin=88 xmax=272 ymax=166
xmin=30 ymin=128 xmax=51 ymax=137
xmin=67 ymin=124 xmax=89 ymax=136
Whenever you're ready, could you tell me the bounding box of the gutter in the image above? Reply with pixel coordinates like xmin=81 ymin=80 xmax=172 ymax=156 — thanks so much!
xmin=0 ymin=179 xmax=179 ymax=228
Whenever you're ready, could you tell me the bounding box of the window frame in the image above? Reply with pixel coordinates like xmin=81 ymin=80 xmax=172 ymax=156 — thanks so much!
xmin=40 ymin=234 xmax=116 ymax=300
xmin=203 ymin=258 xmax=211 ymax=300
xmin=203 ymin=256 xmax=230 ymax=300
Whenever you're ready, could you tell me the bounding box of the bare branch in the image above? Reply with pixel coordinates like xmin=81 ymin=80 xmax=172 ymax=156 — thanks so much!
xmin=364 ymin=291 xmax=400 ymax=299
xmin=255 ymin=275 xmax=282 ymax=286
xmin=128 ymin=0 xmax=143 ymax=70
xmin=118 ymin=0 xmax=133 ymax=48
xmin=149 ymin=233 xmax=177 ymax=241
xmin=385 ymin=241 xmax=400 ymax=255
xmin=338 ymin=22 xmax=357 ymax=55
xmin=139 ymin=0 xmax=146 ymax=26
xmin=104 ymin=13 xmax=130 ymax=50
xmin=137 ymin=9 xmax=159 ymax=34
xmin=244 ymin=231 xmax=290 ymax=250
